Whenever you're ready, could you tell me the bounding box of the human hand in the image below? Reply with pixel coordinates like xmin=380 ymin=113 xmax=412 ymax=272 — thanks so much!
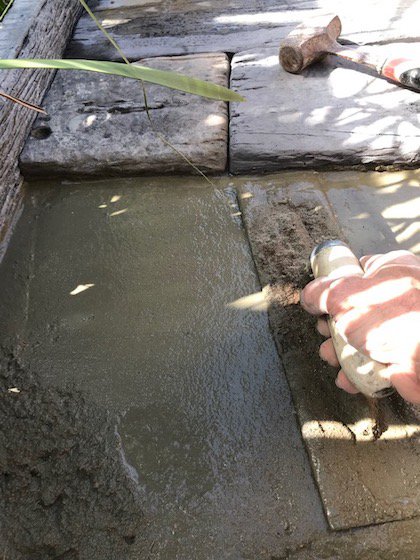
xmin=300 ymin=250 xmax=420 ymax=404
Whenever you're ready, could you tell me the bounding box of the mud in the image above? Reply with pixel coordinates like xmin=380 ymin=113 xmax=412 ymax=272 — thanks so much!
xmin=0 ymin=349 xmax=144 ymax=560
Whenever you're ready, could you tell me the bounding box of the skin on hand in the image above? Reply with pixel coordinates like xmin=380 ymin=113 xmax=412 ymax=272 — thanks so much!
xmin=300 ymin=250 xmax=420 ymax=404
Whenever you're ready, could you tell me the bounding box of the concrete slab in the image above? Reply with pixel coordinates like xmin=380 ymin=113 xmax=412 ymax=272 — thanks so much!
xmin=234 ymin=170 xmax=420 ymax=530
xmin=230 ymin=47 xmax=420 ymax=173
xmin=0 ymin=173 xmax=419 ymax=557
xmin=67 ymin=0 xmax=420 ymax=60
xmin=20 ymin=54 xmax=229 ymax=179
xmin=0 ymin=176 xmax=326 ymax=558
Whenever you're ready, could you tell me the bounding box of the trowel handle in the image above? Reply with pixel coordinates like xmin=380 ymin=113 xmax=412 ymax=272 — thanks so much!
xmin=310 ymin=240 xmax=394 ymax=399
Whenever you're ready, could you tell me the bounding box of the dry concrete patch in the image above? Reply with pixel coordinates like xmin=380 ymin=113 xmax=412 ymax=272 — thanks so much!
xmin=234 ymin=174 xmax=420 ymax=530
xmin=67 ymin=0 xmax=420 ymax=60
xmin=229 ymin=46 xmax=420 ymax=173
xmin=20 ymin=53 xmax=229 ymax=179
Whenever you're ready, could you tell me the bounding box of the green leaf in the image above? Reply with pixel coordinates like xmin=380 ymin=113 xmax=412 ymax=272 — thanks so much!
xmin=0 ymin=58 xmax=245 ymax=102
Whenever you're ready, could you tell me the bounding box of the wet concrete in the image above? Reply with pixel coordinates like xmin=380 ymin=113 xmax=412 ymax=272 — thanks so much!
xmin=0 ymin=171 xmax=419 ymax=558
xmin=0 ymin=176 xmax=325 ymax=559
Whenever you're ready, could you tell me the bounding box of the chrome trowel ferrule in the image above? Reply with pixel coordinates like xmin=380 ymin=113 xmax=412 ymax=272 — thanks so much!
xmin=310 ymin=239 xmax=394 ymax=399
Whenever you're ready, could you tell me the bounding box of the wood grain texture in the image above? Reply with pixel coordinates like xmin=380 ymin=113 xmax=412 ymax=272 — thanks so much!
xmin=20 ymin=54 xmax=229 ymax=178
xmin=0 ymin=0 xmax=83 ymax=259
xmin=67 ymin=0 xmax=420 ymax=61
xmin=229 ymin=46 xmax=420 ymax=173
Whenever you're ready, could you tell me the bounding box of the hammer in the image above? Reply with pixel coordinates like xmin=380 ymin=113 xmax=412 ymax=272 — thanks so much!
xmin=279 ymin=15 xmax=420 ymax=92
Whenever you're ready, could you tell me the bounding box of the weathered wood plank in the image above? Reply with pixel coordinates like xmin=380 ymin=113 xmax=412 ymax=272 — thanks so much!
xmin=229 ymin=45 xmax=420 ymax=173
xmin=0 ymin=0 xmax=83 ymax=260
xmin=67 ymin=0 xmax=420 ymax=61
xmin=0 ymin=0 xmax=39 ymax=59
xmin=20 ymin=54 xmax=229 ymax=178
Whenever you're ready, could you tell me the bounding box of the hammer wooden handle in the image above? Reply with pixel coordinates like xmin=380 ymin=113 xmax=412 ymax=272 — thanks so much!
xmin=310 ymin=240 xmax=394 ymax=399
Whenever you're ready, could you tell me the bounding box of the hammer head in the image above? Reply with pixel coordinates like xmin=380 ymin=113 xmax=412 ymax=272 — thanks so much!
xmin=279 ymin=15 xmax=342 ymax=74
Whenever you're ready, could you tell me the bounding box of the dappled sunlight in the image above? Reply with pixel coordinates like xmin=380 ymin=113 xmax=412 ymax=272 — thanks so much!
xmin=343 ymin=115 xmax=399 ymax=147
xmin=227 ymin=286 xmax=270 ymax=312
xmin=353 ymin=212 xmax=370 ymax=220
xmin=383 ymin=198 xmax=420 ymax=220
xmin=204 ymin=114 xmax=225 ymax=127
xmin=101 ymin=18 xmax=130 ymax=28
xmin=302 ymin=419 xmax=420 ymax=441
xmin=214 ymin=11 xmax=304 ymax=26
xmin=70 ymin=283 xmax=95 ymax=296
xmin=373 ymin=170 xmax=420 ymax=190
xmin=328 ymin=69 xmax=376 ymax=99
xmin=98 ymin=195 xmax=123 ymax=209
xmin=109 ymin=208 xmax=128 ymax=217
xmin=305 ymin=106 xmax=332 ymax=126
xmin=84 ymin=114 xmax=97 ymax=127
xmin=255 ymin=55 xmax=278 ymax=68
xmin=396 ymin=224 xmax=420 ymax=253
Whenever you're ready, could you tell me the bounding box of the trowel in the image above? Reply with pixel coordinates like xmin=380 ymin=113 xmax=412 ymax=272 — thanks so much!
xmin=310 ymin=239 xmax=394 ymax=399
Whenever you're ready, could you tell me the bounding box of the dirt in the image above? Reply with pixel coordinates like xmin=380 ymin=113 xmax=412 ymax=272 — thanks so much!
xmin=0 ymin=349 xmax=145 ymax=560
xmin=239 ymin=192 xmax=342 ymax=356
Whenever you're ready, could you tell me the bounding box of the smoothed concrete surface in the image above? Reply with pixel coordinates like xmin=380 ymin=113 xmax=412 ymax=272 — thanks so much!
xmin=0 ymin=173 xmax=419 ymax=558
xmin=0 ymin=176 xmax=325 ymax=559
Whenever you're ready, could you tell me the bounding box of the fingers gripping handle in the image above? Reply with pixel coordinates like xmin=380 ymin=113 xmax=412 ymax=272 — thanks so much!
xmin=310 ymin=240 xmax=394 ymax=399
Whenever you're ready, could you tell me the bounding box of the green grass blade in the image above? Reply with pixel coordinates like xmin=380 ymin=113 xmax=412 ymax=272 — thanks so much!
xmin=0 ymin=58 xmax=245 ymax=102
xmin=77 ymin=0 xmax=220 ymax=185
xmin=78 ymin=0 xmax=130 ymax=65
xmin=0 ymin=0 xmax=14 ymax=22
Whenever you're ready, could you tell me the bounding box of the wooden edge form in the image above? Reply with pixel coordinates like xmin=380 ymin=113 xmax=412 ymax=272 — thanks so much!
xmin=0 ymin=0 xmax=83 ymax=263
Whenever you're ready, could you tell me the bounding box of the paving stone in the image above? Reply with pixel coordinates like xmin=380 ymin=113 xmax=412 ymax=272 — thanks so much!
xmin=229 ymin=46 xmax=420 ymax=173
xmin=67 ymin=0 xmax=420 ymax=60
xmin=20 ymin=54 xmax=229 ymax=178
